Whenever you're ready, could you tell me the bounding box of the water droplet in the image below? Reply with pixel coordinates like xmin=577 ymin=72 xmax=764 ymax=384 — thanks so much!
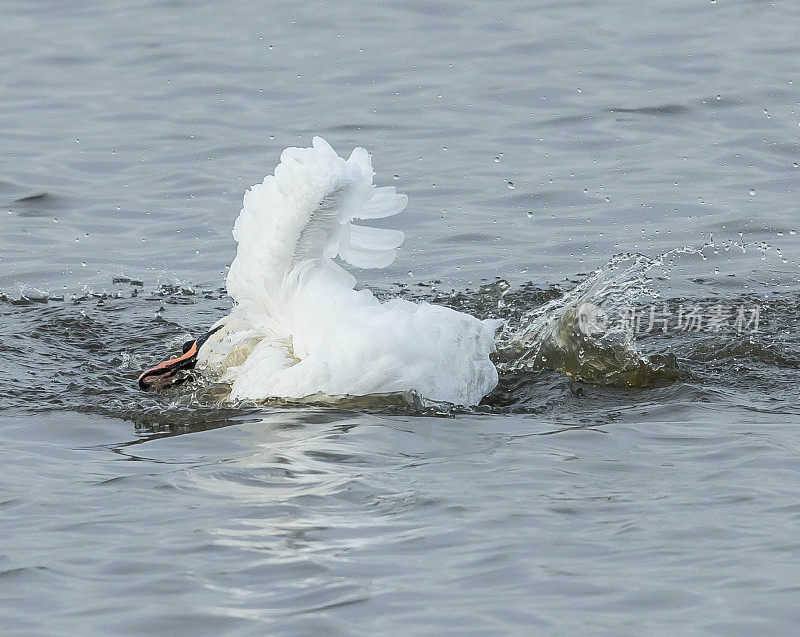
xmin=507 ymin=181 xmax=515 ymax=189
xmin=716 ymin=94 xmax=721 ymax=100
xmin=526 ymin=211 xmax=533 ymax=219
xmin=493 ymin=156 xmax=500 ymax=163
xmin=393 ymin=174 xmax=399 ymax=180
xmin=749 ymin=188 xmax=756 ymax=196
xmin=793 ymin=162 xmax=798 ymax=168
xmin=407 ymin=271 xmax=413 ymax=277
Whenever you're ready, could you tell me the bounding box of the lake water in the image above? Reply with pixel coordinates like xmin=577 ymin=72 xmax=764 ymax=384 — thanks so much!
xmin=2 ymin=0 xmax=800 ymax=634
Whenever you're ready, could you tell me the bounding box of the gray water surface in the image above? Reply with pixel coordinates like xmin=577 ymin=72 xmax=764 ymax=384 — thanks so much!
xmin=2 ymin=0 xmax=800 ymax=635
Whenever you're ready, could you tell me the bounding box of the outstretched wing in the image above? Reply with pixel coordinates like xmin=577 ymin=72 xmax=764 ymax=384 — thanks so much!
xmin=227 ymin=137 xmax=408 ymax=322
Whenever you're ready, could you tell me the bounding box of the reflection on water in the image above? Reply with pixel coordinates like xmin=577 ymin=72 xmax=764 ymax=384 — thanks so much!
xmin=193 ymin=414 xmax=365 ymax=505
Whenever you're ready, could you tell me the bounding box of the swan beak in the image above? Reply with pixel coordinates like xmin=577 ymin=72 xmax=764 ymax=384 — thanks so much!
xmin=138 ymin=341 xmax=199 ymax=390
xmin=138 ymin=324 xmax=223 ymax=391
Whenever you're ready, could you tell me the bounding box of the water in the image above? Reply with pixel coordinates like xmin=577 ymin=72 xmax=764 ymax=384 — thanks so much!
xmin=2 ymin=0 xmax=800 ymax=634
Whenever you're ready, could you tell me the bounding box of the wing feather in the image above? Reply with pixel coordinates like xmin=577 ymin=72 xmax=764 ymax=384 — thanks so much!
xmin=348 ymin=224 xmax=405 ymax=251
xmin=292 ymin=186 xmax=348 ymax=265
xmin=339 ymin=245 xmax=398 ymax=269
xmin=355 ymin=186 xmax=408 ymax=220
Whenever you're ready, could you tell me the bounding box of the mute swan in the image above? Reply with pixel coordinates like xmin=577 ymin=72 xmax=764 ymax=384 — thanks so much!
xmin=139 ymin=137 xmax=500 ymax=406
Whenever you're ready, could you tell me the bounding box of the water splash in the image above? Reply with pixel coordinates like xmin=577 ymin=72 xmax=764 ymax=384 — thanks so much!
xmin=492 ymin=236 xmax=799 ymax=388
xmin=495 ymin=252 xmax=680 ymax=387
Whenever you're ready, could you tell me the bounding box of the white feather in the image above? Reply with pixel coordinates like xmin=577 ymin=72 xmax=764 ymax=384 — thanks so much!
xmin=348 ymin=224 xmax=405 ymax=251
xmin=198 ymin=137 xmax=499 ymax=406
xmin=357 ymin=187 xmax=408 ymax=220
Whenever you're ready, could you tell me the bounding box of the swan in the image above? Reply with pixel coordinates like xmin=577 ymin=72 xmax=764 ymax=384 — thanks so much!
xmin=139 ymin=137 xmax=500 ymax=406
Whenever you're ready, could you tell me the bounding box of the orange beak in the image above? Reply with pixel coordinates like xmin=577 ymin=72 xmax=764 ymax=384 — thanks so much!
xmin=138 ymin=324 xmax=223 ymax=391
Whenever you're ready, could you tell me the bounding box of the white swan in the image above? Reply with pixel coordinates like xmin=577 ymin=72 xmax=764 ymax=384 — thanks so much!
xmin=180 ymin=138 xmax=500 ymax=405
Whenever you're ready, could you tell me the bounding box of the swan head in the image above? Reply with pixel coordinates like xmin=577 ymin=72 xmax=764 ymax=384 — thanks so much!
xmin=138 ymin=324 xmax=223 ymax=391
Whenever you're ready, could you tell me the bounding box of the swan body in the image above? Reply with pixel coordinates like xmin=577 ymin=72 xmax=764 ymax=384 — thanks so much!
xmin=198 ymin=137 xmax=500 ymax=406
